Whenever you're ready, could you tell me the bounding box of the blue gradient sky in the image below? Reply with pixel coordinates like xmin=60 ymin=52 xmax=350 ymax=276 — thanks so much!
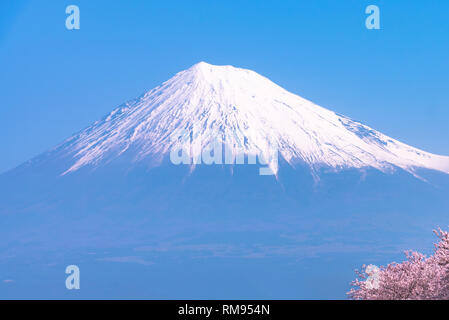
xmin=1 ymin=0 xmax=448 ymax=173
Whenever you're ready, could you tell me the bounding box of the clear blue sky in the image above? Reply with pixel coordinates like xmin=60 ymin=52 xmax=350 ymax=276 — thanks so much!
xmin=1 ymin=0 xmax=448 ymax=173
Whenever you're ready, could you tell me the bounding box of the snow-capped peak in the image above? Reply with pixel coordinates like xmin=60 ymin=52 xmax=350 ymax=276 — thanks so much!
xmin=56 ymin=62 xmax=449 ymax=176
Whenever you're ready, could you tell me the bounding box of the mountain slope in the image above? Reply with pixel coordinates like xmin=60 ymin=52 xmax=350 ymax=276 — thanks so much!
xmin=1 ymin=62 xmax=449 ymax=299
xmin=33 ymin=61 xmax=449 ymax=177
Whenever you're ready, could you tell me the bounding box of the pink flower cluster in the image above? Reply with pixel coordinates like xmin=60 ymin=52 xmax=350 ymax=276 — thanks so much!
xmin=349 ymin=228 xmax=449 ymax=300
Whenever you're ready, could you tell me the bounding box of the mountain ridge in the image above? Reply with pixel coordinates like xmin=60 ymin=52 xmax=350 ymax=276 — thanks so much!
xmin=10 ymin=62 xmax=449 ymax=178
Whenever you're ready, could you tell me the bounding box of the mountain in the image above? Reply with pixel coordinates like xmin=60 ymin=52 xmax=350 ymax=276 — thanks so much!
xmin=1 ymin=62 xmax=449 ymax=299
xmin=24 ymin=61 xmax=449 ymax=177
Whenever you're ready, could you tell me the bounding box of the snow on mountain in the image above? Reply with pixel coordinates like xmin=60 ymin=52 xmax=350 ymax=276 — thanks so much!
xmin=52 ymin=61 xmax=449 ymax=176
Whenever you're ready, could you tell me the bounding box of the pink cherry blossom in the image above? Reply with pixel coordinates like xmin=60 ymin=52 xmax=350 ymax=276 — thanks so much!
xmin=349 ymin=228 xmax=449 ymax=300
